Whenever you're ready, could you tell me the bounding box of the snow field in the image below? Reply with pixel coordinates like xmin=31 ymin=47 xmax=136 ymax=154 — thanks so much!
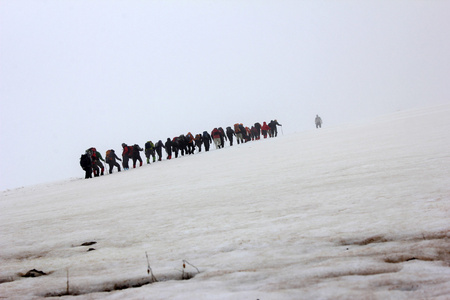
xmin=0 ymin=104 xmax=449 ymax=299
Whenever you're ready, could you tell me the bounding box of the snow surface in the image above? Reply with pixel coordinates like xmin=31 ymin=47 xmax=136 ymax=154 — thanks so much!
xmin=1 ymin=105 xmax=449 ymax=299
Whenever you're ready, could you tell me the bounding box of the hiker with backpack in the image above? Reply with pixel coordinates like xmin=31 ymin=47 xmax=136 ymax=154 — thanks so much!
xmin=226 ymin=126 xmax=236 ymax=146
xmin=202 ymin=131 xmax=212 ymax=151
xmin=245 ymin=126 xmax=252 ymax=142
xmin=254 ymin=122 xmax=261 ymax=140
xmin=194 ymin=133 xmax=203 ymax=152
xmin=131 ymin=144 xmax=144 ymax=168
xmin=145 ymin=141 xmax=156 ymax=164
xmin=105 ymin=149 xmax=122 ymax=174
xmin=251 ymin=126 xmax=258 ymax=141
xmin=122 ymin=143 xmax=132 ymax=170
xmin=80 ymin=153 xmax=93 ymax=179
xmin=86 ymin=147 xmax=104 ymax=176
xmin=261 ymin=122 xmax=270 ymax=138
xmin=269 ymin=120 xmax=282 ymax=137
xmin=178 ymin=134 xmax=188 ymax=156
xmin=155 ymin=140 xmax=165 ymax=161
xmin=186 ymin=132 xmax=195 ymax=154
xmin=218 ymin=127 xmax=227 ymax=148
xmin=165 ymin=138 xmax=173 ymax=160
xmin=211 ymin=128 xmax=222 ymax=149
xmin=234 ymin=123 xmax=247 ymax=144
xmin=172 ymin=137 xmax=180 ymax=158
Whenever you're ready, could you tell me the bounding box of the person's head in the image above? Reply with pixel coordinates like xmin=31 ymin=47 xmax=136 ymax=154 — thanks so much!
xmin=122 ymin=143 xmax=126 ymax=148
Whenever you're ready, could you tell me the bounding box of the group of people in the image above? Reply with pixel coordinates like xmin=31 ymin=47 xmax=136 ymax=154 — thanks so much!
xmin=79 ymin=119 xmax=283 ymax=179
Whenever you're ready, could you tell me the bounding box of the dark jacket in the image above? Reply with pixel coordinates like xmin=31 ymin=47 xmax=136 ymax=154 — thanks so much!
xmin=165 ymin=138 xmax=172 ymax=150
xmin=202 ymin=131 xmax=212 ymax=143
xmin=132 ymin=144 xmax=143 ymax=158
xmin=226 ymin=127 xmax=235 ymax=136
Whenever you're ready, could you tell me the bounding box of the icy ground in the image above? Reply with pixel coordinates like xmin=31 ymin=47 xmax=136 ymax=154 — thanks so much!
xmin=1 ymin=105 xmax=449 ymax=299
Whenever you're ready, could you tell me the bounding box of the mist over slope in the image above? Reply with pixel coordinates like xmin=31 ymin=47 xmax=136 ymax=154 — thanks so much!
xmin=1 ymin=105 xmax=449 ymax=299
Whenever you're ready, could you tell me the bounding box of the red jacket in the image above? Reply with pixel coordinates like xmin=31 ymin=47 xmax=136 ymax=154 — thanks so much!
xmin=122 ymin=146 xmax=133 ymax=157
xmin=211 ymin=128 xmax=221 ymax=139
xmin=261 ymin=122 xmax=270 ymax=131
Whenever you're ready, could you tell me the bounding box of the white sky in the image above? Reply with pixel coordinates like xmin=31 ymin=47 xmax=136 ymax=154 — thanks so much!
xmin=1 ymin=0 xmax=449 ymax=190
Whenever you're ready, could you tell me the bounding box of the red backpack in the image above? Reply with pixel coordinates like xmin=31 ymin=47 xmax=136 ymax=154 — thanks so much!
xmin=90 ymin=147 xmax=97 ymax=159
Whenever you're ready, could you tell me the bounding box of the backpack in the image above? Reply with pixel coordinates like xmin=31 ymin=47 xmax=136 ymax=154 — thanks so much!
xmin=80 ymin=154 xmax=91 ymax=168
xmin=105 ymin=150 xmax=113 ymax=161
xmin=89 ymin=148 xmax=97 ymax=159
xmin=124 ymin=146 xmax=133 ymax=156
xmin=145 ymin=141 xmax=154 ymax=150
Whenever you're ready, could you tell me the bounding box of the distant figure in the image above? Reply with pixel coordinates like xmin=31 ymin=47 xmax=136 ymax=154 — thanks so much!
xmin=315 ymin=115 xmax=322 ymax=128
xmin=105 ymin=149 xmax=121 ymax=174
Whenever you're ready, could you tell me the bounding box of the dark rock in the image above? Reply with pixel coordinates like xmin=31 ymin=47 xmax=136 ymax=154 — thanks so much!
xmin=81 ymin=241 xmax=97 ymax=246
xmin=23 ymin=269 xmax=46 ymax=277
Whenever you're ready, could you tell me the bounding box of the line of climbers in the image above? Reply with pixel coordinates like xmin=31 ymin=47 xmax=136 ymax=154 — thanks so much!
xmin=79 ymin=120 xmax=282 ymax=179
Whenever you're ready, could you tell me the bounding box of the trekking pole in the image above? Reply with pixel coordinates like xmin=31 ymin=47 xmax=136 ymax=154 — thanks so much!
xmin=281 ymin=126 xmax=284 ymax=135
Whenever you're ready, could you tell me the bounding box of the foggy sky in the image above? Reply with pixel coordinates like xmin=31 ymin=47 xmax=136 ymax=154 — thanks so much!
xmin=1 ymin=0 xmax=449 ymax=191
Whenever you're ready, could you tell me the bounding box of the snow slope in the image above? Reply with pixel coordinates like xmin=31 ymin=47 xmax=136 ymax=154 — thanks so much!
xmin=1 ymin=105 xmax=449 ymax=299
